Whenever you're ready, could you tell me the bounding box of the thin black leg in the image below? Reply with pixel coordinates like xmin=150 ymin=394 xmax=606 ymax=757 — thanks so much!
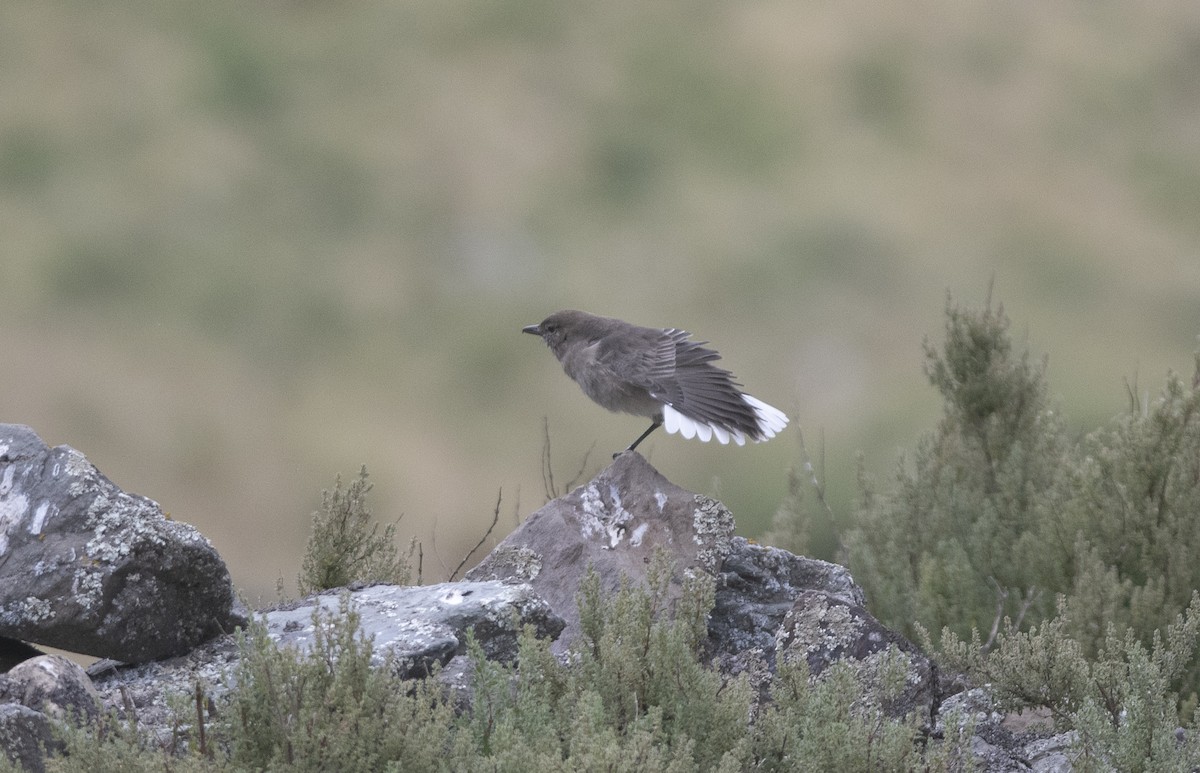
xmin=616 ymin=421 xmax=662 ymax=458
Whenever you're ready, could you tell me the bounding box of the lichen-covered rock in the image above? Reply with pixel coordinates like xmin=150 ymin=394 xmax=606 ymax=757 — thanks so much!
xmin=0 ymin=655 xmax=100 ymax=724
xmin=774 ymin=589 xmax=935 ymax=720
xmin=466 ymin=451 xmax=735 ymax=650
xmin=708 ymin=537 xmax=866 ymax=665
xmin=0 ymin=703 xmax=55 ymax=773
xmin=0 ymin=424 xmax=239 ymax=662
xmin=263 ymin=581 xmax=564 ymax=677
xmin=88 ymin=580 xmax=563 ymax=741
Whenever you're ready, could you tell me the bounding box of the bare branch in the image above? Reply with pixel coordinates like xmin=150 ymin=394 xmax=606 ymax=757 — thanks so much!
xmin=797 ymin=426 xmax=836 ymax=524
xmin=450 ymin=488 xmax=503 ymax=581
xmin=981 ymin=576 xmax=1009 ymax=654
xmin=541 ymin=418 xmax=595 ymax=500
xmin=1011 ymin=585 xmax=1040 ymax=631
xmin=541 ymin=417 xmax=555 ymax=501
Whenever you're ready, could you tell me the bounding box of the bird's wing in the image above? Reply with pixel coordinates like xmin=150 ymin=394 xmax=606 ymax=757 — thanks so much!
xmin=595 ymin=325 xmax=786 ymax=444
xmin=589 ymin=325 xmax=676 ymax=383
xmin=637 ymin=331 xmax=757 ymax=436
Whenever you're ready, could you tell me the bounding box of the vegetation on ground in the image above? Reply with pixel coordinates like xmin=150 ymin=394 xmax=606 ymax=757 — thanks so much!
xmin=14 ymin=292 xmax=1200 ymax=771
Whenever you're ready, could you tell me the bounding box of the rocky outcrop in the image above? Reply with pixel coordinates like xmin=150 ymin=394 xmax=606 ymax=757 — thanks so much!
xmin=0 ymin=439 xmax=1086 ymax=771
xmin=466 ymin=451 xmax=735 ymax=650
xmin=0 ymin=703 xmax=54 ymax=773
xmin=0 ymin=425 xmax=240 ymax=663
xmin=80 ymin=578 xmax=563 ymax=745
xmin=263 ymin=580 xmax=564 ymax=677
xmin=0 ymin=655 xmax=100 ymax=724
xmin=0 ymin=654 xmax=99 ymax=772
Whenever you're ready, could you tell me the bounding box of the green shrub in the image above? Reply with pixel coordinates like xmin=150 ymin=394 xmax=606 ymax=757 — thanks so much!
xmin=43 ymin=554 xmax=971 ymax=771
xmin=936 ymin=593 xmax=1200 ymax=771
xmin=297 ymin=466 xmax=414 ymax=594
xmin=844 ymin=291 xmax=1200 ymax=706
xmin=822 ymin=289 xmax=1200 ymax=768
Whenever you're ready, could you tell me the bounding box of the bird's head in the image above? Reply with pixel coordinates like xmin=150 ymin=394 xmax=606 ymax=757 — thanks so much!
xmin=522 ymin=310 xmax=593 ymax=359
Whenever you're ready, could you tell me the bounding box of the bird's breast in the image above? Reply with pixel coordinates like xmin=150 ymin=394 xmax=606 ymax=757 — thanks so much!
xmin=561 ymin=344 xmax=659 ymax=418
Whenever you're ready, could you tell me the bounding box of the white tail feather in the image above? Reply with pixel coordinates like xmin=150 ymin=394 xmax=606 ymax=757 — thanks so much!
xmin=743 ymin=395 xmax=789 ymax=439
xmin=661 ymin=400 xmax=787 ymax=446
xmin=663 ymin=407 xmax=680 ymax=435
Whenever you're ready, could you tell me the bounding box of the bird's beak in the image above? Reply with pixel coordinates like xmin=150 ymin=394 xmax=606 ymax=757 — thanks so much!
xmin=521 ymin=324 xmax=541 ymax=336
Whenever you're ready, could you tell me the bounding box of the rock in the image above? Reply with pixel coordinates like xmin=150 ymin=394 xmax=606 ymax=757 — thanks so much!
xmin=708 ymin=537 xmax=865 ymax=665
xmin=1025 ymin=732 xmax=1076 ymax=773
xmin=466 ymin=451 xmax=735 ymax=650
xmin=705 ymin=539 xmax=935 ymax=721
xmin=933 ymin=686 xmax=1081 ymax=772
xmin=87 ymin=634 xmax=242 ymax=750
xmin=0 ymin=703 xmax=55 ymax=773
xmin=263 ymin=581 xmax=564 ymax=678
xmin=88 ymin=580 xmax=563 ymax=740
xmin=0 ymin=424 xmax=239 ymax=662
xmin=0 ymin=655 xmax=100 ymax=724
xmin=773 ymin=589 xmax=936 ymax=720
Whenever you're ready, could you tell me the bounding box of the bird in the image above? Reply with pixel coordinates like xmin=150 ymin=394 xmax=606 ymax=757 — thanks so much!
xmin=522 ymin=310 xmax=789 ymax=455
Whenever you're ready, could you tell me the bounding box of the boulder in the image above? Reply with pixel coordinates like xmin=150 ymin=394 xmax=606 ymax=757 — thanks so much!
xmin=0 ymin=424 xmax=239 ymax=662
xmin=88 ymin=580 xmax=563 ymax=736
xmin=466 ymin=451 xmax=735 ymax=650
xmin=263 ymin=581 xmax=564 ymax=677
xmin=708 ymin=537 xmax=865 ymax=665
xmin=0 ymin=703 xmax=54 ymax=773
xmin=0 ymin=655 xmax=100 ymax=724
xmin=774 ymin=589 xmax=936 ymax=720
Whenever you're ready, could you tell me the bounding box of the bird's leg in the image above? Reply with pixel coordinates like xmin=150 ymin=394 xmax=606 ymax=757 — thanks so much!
xmin=616 ymin=420 xmax=662 ymax=458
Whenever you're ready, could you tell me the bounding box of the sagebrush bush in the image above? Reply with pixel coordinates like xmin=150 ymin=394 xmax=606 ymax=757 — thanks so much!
xmin=844 ymin=292 xmax=1200 ymax=708
xmin=817 ymin=289 xmax=1200 ymax=770
xmin=297 ymin=466 xmax=414 ymax=594
xmin=43 ymin=554 xmax=970 ymax=771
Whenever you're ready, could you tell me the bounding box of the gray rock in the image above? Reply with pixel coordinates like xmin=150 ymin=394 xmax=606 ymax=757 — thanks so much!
xmin=708 ymin=537 xmax=865 ymax=664
xmin=773 ymin=589 xmax=936 ymax=721
xmin=0 ymin=424 xmax=239 ymax=662
xmin=88 ymin=580 xmax=563 ymax=740
xmin=0 ymin=655 xmax=100 ymax=724
xmin=263 ymin=581 xmax=564 ymax=677
xmin=466 ymin=451 xmax=735 ymax=650
xmin=0 ymin=703 xmax=55 ymax=773
xmin=934 ymin=686 xmax=1085 ymax=772
xmin=1025 ymin=732 xmax=1076 ymax=773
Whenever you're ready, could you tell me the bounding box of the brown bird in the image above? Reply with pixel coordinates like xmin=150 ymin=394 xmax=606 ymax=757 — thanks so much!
xmin=523 ymin=310 xmax=789 ymax=455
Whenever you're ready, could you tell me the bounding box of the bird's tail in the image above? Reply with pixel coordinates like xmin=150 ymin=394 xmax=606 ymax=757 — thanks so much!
xmin=662 ymin=395 xmax=789 ymax=445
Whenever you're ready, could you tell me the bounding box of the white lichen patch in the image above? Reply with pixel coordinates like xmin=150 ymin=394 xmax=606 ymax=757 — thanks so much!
xmin=690 ymin=495 xmax=734 ymax=572
xmin=629 ymin=522 xmax=649 ymax=547
xmin=0 ymin=596 xmax=56 ymax=625
xmin=29 ymin=501 xmax=53 ymax=534
xmin=63 ymin=449 xmax=99 ymax=496
xmin=577 ymin=482 xmax=636 ymax=548
xmin=84 ymin=494 xmax=169 ymax=564
xmin=0 ymin=474 xmax=30 ymax=554
xmin=71 ymin=568 xmax=105 ymax=611
xmin=777 ymin=599 xmax=862 ymax=659
xmin=654 ymin=491 xmax=668 ymax=512
xmin=578 ymin=483 xmax=606 ymax=538
xmin=0 ymin=464 xmax=16 ymax=497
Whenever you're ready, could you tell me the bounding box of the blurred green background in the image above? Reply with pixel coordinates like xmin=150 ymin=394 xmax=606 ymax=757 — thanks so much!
xmin=2 ymin=1 xmax=1198 ymax=600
